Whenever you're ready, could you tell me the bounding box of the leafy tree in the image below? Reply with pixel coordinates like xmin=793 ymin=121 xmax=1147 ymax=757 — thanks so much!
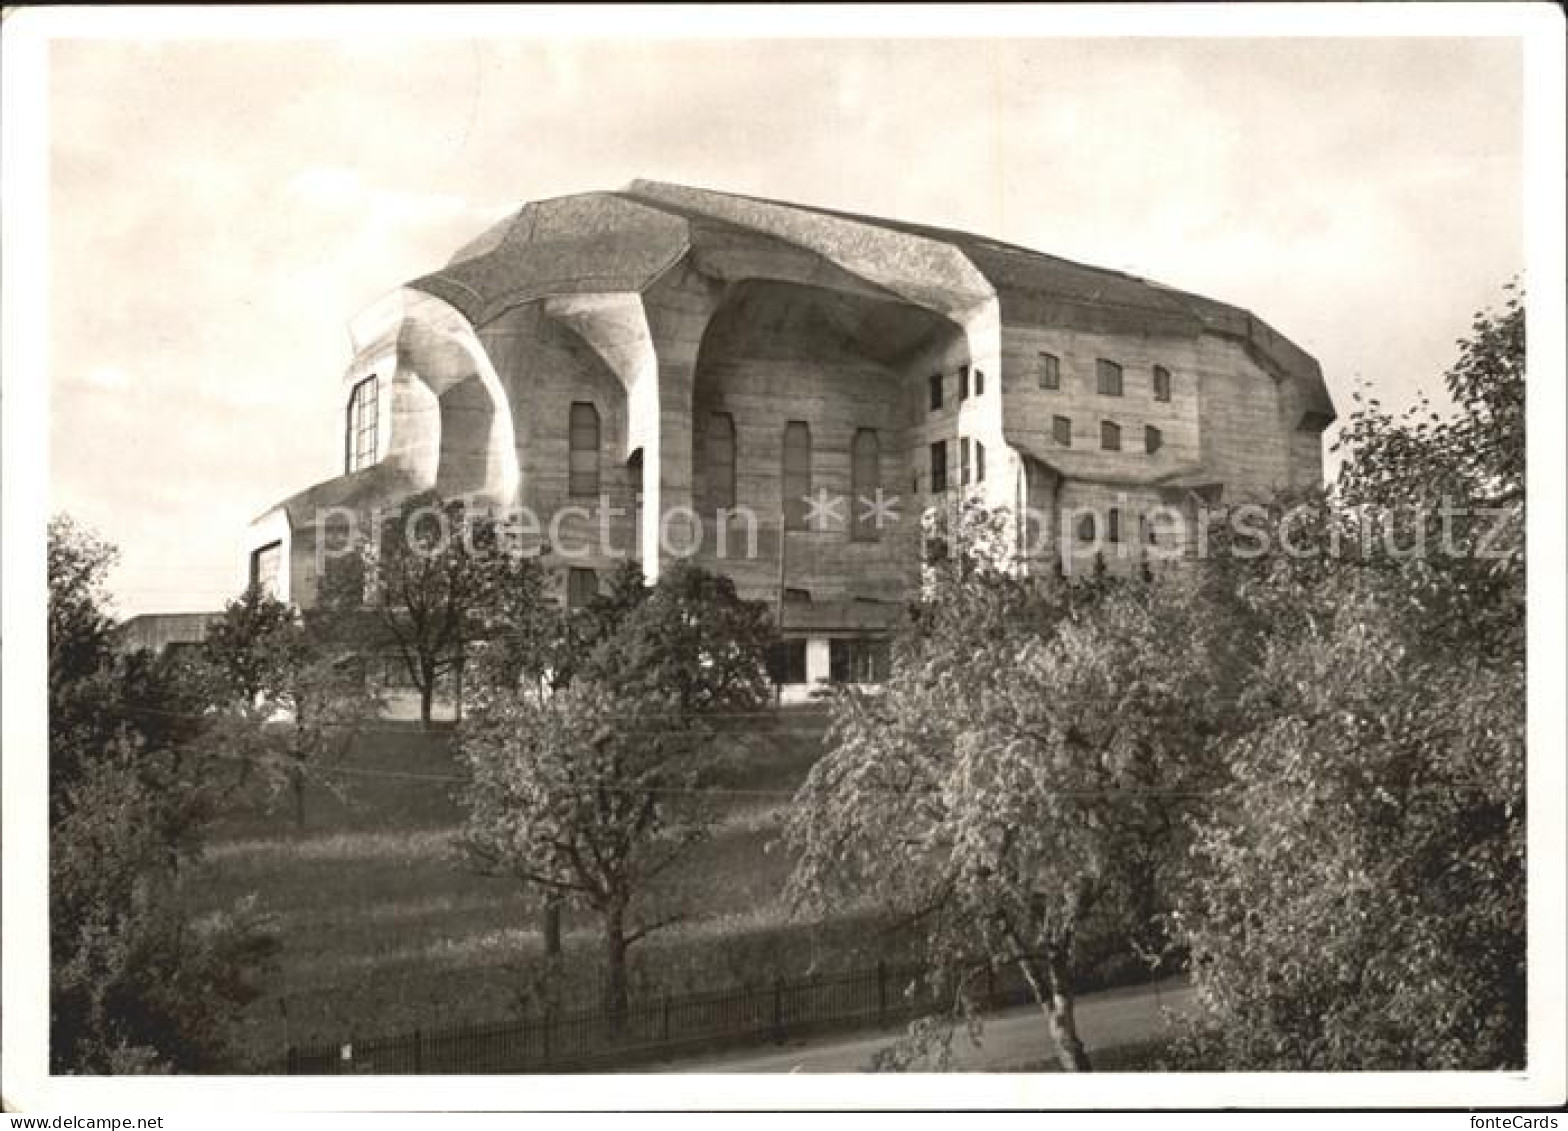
xmin=203 ymin=585 xmax=369 ymax=827
xmin=783 ymin=537 xmax=1219 ymax=1070
xmin=48 ymin=517 xmax=278 ymax=1072
xmin=1169 ymin=286 xmax=1527 ymax=1070
xmin=357 ymin=493 xmax=508 ymax=726
xmin=458 ymin=562 xmax=776 ymax=1021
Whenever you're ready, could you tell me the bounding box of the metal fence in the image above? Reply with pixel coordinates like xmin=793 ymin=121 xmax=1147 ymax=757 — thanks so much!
xmin=281 ymin=957 xmax=1043 ymax=1074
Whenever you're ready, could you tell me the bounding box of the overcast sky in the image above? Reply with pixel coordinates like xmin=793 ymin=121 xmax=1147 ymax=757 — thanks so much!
xmin=46 ymin=34 xmax=1523 ymax=616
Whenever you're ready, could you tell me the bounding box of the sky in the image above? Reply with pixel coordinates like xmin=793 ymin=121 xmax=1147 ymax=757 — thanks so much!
xmin=44 ymin=32 xmax=1524 ymax=617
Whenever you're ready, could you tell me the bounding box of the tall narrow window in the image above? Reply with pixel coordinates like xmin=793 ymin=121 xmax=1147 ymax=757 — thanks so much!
xmin=975 ymin=440 xmax=986 ymax=483
xmin=346 ymin=375 xmax=379 ymax=473
xmin=782 ymin=421 xmax=811 ymax=530
xmin=1077 ymin=513 xmax=1097 ymax=543
xmin=708 ymin=412 xmax=736 ymax=512
xmin=959 ymin=437 xmax=972 ymax=486
xmin=569 ymin=402 xmax=600 ymax=497
xmin=973 ymin=368 xmax=985 ymax=396
xmin=1101 ymin=421 xmax=1122 ymax=451
xmin=929 ymin=440 xmax=948 ymax=494
xmin=1153 ymin=365 xmax=1172 ymax=402
xmin=957 ymin=365 xmax=970 ymax=401
xmin=1053 ymin=415 xmax=1073 ymax=447
xmin=1145 ymin=425 xmax=1163 ymax=454
xmin=250 ymin=541 xmax=282 ymax=596
xmin=1096 ymin=359 xmax=1124 ymax=397
xmin=1108 ymin=508 xmax=1122 ymax=543
xmin=567 ymin=567 xmax=598 ymax=610
xmin=928 ymin=373 xmax=943 ymax=412
xmin=1039 ymin=352 xmax=1061 ymax=391
xmin=851 ymin=428 xmax=880 ymax=542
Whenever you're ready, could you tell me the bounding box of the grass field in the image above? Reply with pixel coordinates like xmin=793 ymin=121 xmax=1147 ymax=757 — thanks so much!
xmin=196 ymin=704 xmax=1162 ymax=1070
xmin=195 ymin=706 xmax=935 ymax=1067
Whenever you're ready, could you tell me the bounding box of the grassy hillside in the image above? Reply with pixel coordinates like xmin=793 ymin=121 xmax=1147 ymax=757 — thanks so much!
xmin=196 ymin=706 xmax=928 ymax=1066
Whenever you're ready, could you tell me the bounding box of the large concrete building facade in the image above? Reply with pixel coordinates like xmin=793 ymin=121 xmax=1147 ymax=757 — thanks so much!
xmin=246 ymin=180 xmax=1334 ymax=687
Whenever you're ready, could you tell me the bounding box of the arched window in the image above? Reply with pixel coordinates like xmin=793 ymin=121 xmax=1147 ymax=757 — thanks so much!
xmin=851 ymin=428 xmax=880 ymax=542
xmin=1153 ymin=365 xmax=1172 ymax=402
xmin=783 ymin=421 xmax=811 ymax=530
xmin=346 ymin=375 xmax=379 ymax=473
xmin=569 ymin=402 xmax=600 ymax=497
xmin=708 ymin=412 xmax=736 ymax=513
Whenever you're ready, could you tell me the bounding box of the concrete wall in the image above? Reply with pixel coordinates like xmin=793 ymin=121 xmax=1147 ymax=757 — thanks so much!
xmin=1001 ymin=323 xmax=1203 ymax=478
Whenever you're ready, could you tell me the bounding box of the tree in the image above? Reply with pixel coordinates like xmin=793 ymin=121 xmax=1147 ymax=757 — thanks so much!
xmin=783 ymin=530 xmax=1219 ymax=1071
xmin=458 ymin=562 xmax=776 ymax=1022
xmin=203 ymin=585 xmax=369 ymax=827
xmin=1168 ymin=286 xmax=1527 ymax=1069
xmin=48 ymin=517 xmax=278 ymax=1072
xmin=359 ymin=493 xmax=508 ymax=727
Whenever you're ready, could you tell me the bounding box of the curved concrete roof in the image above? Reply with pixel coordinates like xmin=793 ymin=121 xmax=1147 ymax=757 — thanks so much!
xmin=409 ymin=180 xmax=1333 ymax=422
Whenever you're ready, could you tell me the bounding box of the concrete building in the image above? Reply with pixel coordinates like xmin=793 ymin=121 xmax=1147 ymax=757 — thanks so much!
xmin=246 ymin=180 xmax=1334 ymax=688
xmin=116 ymin=611 xmax=223 ymax=657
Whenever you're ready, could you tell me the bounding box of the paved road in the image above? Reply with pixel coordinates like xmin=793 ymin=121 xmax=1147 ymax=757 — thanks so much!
xmin=661 ymin=978 xmax=1195 ymax=1073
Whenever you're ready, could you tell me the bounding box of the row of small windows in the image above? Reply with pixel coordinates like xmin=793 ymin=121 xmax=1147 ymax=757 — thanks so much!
xmin=928 ymin=364 xmax=986 ymax=412
xmin=928 ymin=437 xmax=986 ymax=494
xmin=1051 ymin=415 xmax=1163 ymax=454
xmin=1038 ymin=354 xmax=1172 ymax=402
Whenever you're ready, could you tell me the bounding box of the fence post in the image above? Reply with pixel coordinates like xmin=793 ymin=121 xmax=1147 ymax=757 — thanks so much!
xmin=772 ymin=977 xmax=785 ymax=1044
xmin=877 ymin=960 xmax=888 ymax=1025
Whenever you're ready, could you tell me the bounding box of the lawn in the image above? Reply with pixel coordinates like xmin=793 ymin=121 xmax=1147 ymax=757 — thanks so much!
xmin=195 ymin=705 xmax=931 ymax=1067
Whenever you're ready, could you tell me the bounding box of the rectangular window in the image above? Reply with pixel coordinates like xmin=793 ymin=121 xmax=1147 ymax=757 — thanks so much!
xmin=959 ymin=437 xmax=971 ymax=486
xmin=1039 ymin=352 xmax=1061 ymax=391
xmin=783 ymin=587 xmax=812 ymax=604
xmin=928 ymin=373 xmax=943 ymax=411
xmin=250 ymin=541 xmax=282 ymax=596
xmin=768 ymin=640 xmax=808 ymax=685
xmin=851 ymin=428 xmax=881 ymax=542
xmin=1108 ymin=508 xmax=1121 ymax=543
xmin=567 ymin=567 xmax=598 ymax=610
xmin=1101 ymin=421 xmax=1122 ymax=451
xmin=1145 ymin=425 xmax=1163 ymax=454
xmin=830 ymin=639 xmax=892 ymax=684
xmin=957 ymin=365 xmax=970 ymax=401
xmin=1077 ymin=513 xmax=1097 ymax=543
xmin=1053 ymin=415 xmax=1073 ymax=447
xmin=1153 ymin=365 xmax=1172 ymax=402
xmin=783 ymin=421 xmax=812 ymax=530
xmin=707 ymin=412 xmax=736 ymax=512
xmin=346 ymin=375 xmax=379 ymax=473
xmin=1096 ymin=359 xmax=1124 ymax=397
xmin=930 ymin=440 xmax=948 ymax=494
xmin=569 ymin=402 xmax=600 ymax=497
xmin=973 ymin=368 xmax=984 ymax=396
xmin=975 ymin=440 xmax=986 ymax=483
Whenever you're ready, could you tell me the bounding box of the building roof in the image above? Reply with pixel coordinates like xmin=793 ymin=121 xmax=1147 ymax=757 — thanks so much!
xmin=409 ymin=180 xmax=1333 ymax=422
